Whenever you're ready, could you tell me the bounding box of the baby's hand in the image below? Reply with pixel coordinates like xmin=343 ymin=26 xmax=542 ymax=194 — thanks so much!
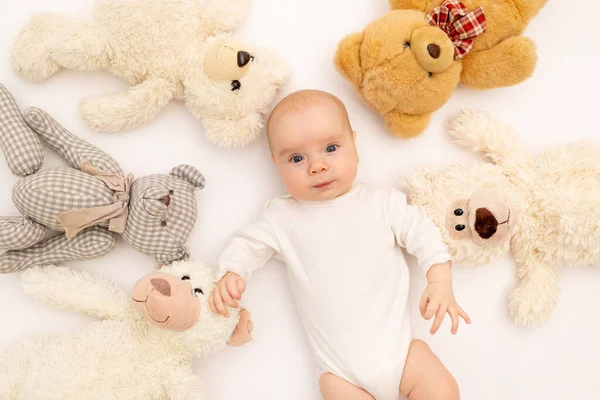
xmin=420 ymin=261 xmax=471 ymax=335
xmin=209 ymin=271 xmax=247 ymax=318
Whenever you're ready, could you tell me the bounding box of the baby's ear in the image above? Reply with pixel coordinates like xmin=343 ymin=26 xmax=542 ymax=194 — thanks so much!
xmin=170 ymin=165 xmax=205 ymax=190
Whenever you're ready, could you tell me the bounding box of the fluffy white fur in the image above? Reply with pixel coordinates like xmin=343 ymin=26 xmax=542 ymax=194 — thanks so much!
xmin=0 ymin=261 xmax=244 ymax=399
xmin=10 ymin=0 xmax=289 ymax=149
xmin=402 ymin=110 xmax=600 ymax=327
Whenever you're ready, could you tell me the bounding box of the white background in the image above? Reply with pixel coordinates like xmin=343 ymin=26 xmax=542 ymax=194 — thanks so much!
xmin=1 ymin=1 xmax=599 ymax=399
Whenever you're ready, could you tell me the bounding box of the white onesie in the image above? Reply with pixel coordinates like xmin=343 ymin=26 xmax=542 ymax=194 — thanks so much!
xmin=217 ymin=183 xmax=452 ymax=400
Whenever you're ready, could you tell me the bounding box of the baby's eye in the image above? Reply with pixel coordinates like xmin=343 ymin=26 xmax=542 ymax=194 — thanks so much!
xmin=290 ymin=155 xmax=304 ymax=163
xmin=193 ymin=288 xmax=204 ymax=296
xmin=326 ymin=145 xmax=338 ymax=153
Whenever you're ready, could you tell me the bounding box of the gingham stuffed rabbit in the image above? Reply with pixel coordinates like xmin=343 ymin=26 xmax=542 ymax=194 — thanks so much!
xmin=0 ymin=84 xmax=205 ymax=273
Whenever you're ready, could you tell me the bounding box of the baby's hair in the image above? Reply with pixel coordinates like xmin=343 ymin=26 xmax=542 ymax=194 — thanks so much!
xmin=266 ymin=89 xmax=351 ymax=137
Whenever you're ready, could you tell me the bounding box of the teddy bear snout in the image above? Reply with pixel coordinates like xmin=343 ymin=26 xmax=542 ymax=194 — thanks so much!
xmin=474 ymin=208 xmax=499 ymax=239
xmin=427 ymin=44 xmax=441 ymax=59
xmin=159 ymin=194 xmax=171 ymax=207
xmin=151 ymin=278 xmax=172 ymax=297
xmin=237 ymin=51 xmax=252 ymax=67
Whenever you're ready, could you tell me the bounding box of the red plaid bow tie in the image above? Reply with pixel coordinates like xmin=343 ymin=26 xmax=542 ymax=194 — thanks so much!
xmin=426 ymin=0 xmax=487 ymax=59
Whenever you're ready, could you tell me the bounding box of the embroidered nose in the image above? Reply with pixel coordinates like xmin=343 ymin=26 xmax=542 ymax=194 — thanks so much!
xmin=151 ymin=278 xmax=171 ymax=297
xmin=474 ymin=208 xmax=498 ymax=239
xmin=159 ymin=195 xmax=171 ymax=207
xmin=237 ymin=51 xmax=251 ymax=67
xmin=427 ymin=43 xmax=441 ymax=59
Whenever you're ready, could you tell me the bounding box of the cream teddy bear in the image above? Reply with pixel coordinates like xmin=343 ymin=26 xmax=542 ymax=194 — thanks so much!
xmin=0 ymin=260 xmax=254 ymax=399
xmin=402 ymin=110 xmax=600 ymax=327
xmin=10 ymin=0 xmax=289 ymax=148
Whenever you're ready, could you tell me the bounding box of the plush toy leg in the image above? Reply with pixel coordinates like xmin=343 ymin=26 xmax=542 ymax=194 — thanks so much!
xmin=388 ymin=0 xmax=442 ymax=11
xmin=0 ymin=217 xmax=46 ymax=250
xmin=383 ymin=111 xmax=431 ymax=138
xmin=10 ymin=13 xmax=109 ymax=82
xmin=79 ymin=78 xmax=175 ymax=132
xmin=0 ymin=84 xmax=44 ymax=177
xmin=508 ymin=260 xmax=559 ymax=327
xmin=460 ymin=37 xmax=537 ymax=90
xmin=166 ymin=370 xmax=205 ymax=400
xmin=22 ymin=108 xmax=123 ymax=175
xmin=0 ymin=227 xmax=115 ymax=274
xmin=200 ymin=0 xmax=250 ymax=35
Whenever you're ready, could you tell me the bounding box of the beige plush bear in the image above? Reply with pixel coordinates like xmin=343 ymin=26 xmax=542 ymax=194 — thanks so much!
xmin=402 ymin=110 xmax=600 ymax=327
xmin=10 ymin=0 xmax=289 ymax=149
xmin=0 ymin=260 xmax=254 ymax=399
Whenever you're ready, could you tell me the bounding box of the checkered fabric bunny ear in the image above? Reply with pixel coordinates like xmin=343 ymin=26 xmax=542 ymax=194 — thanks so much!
xmin=170 ymin=165 xmax=205 ymax=190
xmin=426 ymin=0 xmax=487 ymax=59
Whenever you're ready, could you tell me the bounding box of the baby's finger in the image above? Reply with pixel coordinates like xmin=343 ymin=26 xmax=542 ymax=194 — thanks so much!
xmin=419 ymin=292 xmax=428 ymax=317
xmin=449 ymin=308 xmax=459 ymax=334
xmin=208 ymin=293 xmax=217 ymax=314
xmin=226 ymin=278 xmax=241 ymax=300
xmin=214 ymin=290 xmax=229 ymax=318
xmin=424 ymin=301 xmax=439 ymax=320
xmin=430 ymin=306 xmax=447 ymax=335
xmin=221 ymin=283 xmax=239 ymax=308
xmin=237 ymin=277 xmax=247 ymax=296
xmin=458 ymin=306 xmax=472 ymax=324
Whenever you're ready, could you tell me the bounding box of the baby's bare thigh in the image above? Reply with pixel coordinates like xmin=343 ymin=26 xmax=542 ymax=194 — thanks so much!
xmin=319 ymin=373 xmax=375 ymax=400
xmin=399 ymin=340 xmax=459 ymax=400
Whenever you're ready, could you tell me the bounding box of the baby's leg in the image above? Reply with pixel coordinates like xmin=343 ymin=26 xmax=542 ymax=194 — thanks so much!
xmin=399 ymin=340 xmax=459 ymax=400
xmin=319 ymin=373 xmax=374 ymax=400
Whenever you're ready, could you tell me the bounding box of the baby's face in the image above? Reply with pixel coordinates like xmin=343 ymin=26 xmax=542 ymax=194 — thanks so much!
xmin=269 ymin=101 xmax=359 ymax=202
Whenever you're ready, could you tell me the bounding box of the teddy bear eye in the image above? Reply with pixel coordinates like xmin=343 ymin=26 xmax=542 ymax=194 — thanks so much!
xmin=454 ymin=209 xmax=464 ymax=216
xmin=404 ymin=41 xmax=410 ymax=49
xmin=231 ymin=80 xmax=241 ymax=91
xmin=428 ymin=72 xmax=433 ymax=78
xmin=455 ymin=224 xmax=466 ymax=231
xmin=181 ymin=276 xmax=190 ymax=281
xmin=193 ymin=288 xmax=204 ymax=296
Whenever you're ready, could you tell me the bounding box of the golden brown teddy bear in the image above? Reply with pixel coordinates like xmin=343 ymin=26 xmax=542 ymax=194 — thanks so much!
xmin=334 ymin=0 xmax=547 ymax=138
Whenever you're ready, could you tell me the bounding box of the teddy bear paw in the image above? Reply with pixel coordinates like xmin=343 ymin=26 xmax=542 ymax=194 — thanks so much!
xmin=508 ymin=286 xmax=556 ymax=328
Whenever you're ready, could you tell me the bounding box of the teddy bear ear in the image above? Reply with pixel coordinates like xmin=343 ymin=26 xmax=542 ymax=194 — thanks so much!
xmin=401 ymin=165 xmax=439 ymax=202
xmin=170 ymin=165 xmax=205 ymax=190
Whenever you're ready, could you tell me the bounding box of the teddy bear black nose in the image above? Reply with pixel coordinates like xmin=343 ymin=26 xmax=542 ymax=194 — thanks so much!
xmin=237 ymin=51 xmax=252 ymax=67
xmin=159 ymin=194 xmax=171 ymax=207
xmin=427 ymin=43 xmax=441 ymax=59
xmin=474 ymin=208 xmax=499 ymax=239
xmin=151 ymin=278 xmax=172 ymax=297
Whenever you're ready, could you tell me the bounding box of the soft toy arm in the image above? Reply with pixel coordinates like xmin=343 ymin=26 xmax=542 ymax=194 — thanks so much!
xmin=21 ymin=265 xmax=131 ymax=320
xmin=22 ymin=107 xmax=123 ymax=175
xmin=200 ymin=0 xmax=250 ymax=35
xmin=447 ymin=109 xmax=528 ymax=165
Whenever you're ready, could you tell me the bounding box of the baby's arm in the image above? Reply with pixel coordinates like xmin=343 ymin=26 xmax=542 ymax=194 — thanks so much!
xmin=388 ymin=189 xmax=470 ymax=334
xmin=210 ymin=215 xmax=280 ymax=317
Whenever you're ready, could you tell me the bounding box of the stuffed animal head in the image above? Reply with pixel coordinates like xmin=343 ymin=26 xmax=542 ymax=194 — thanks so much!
xmin=131 ymin=260 xmax=244 ymax=355
xmin=335 ymin=1 xmax=489 ymax=138
xmin=402 ymin=163 xmax=519 ymax=266
xmin=122 ymin=166 xmax=205 ymax=264
xmin=183 ymin=34 xmax=290 ymax=149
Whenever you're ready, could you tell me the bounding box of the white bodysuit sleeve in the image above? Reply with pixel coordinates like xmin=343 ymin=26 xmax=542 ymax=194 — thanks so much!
xmin=216 ymin=214 xmax=280 ymax=281
xmin=388 ymin=188 xmax=452 ymax=273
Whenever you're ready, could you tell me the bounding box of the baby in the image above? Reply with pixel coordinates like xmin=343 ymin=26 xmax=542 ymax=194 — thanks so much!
xmin=210 ymin=90 xmax=470 ymax=400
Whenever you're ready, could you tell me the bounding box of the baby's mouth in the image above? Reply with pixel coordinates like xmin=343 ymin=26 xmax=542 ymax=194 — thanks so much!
xmin=313 ymin=181 xmax=333 ymax=189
